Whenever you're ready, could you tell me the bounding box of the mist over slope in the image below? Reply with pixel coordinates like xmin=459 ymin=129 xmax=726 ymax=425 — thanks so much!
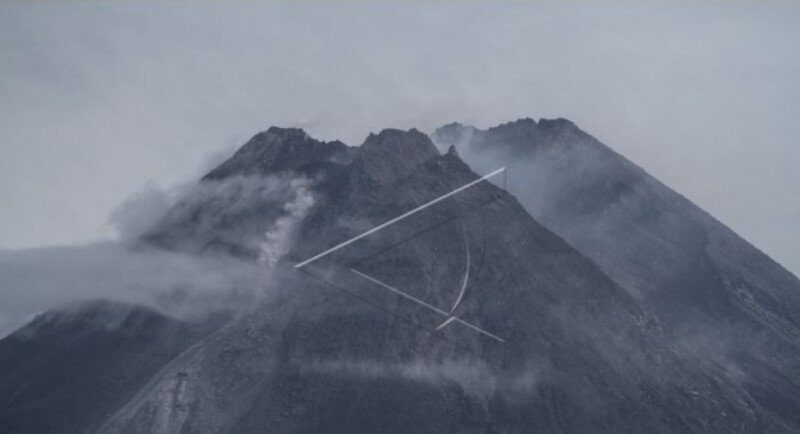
xmin=434 ymin=118 xmax=800 ymax=426
xmin=1 ymin=121 xmax=799 ymax=433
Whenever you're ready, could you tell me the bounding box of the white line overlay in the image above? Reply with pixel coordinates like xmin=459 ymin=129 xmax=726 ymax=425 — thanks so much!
xmin=294 ymin=167 xmax=507 ymax=343
xmin=351 ymin=268 xmax=505 ymax=343
xmin=294 ymin=167 xmax=505 ymax=269
xmin=449 ymin=228 xmax=471 ymax=315
xmin=435 ymin=316 xmax=457 ymax=331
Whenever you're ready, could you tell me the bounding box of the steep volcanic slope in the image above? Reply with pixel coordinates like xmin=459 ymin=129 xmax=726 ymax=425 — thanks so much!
xmin=0 ymin=300 xmax=219 ymax=434
xmin=2 ymin=126 xmax=798 ymax=433
xmin=99 ymin=128 xmax=793 ymax=433
xmin=434 ymin=118 xmax=800 ymax=427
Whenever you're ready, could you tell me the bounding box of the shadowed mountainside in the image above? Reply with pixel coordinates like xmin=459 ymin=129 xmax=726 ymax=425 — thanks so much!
xmin=434 ymin=118 xmax=800 ymax=427
xmin=0 ymin=300 xmax=222 ymax=434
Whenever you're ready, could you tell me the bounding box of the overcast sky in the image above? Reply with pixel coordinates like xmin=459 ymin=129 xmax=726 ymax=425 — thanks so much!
xmin=1 ymin=2 xmax=799 ymax=275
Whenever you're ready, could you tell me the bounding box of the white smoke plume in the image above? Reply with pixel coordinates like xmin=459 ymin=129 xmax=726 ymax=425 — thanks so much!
xmin=258 ymin=178 xmax=315 ymax=267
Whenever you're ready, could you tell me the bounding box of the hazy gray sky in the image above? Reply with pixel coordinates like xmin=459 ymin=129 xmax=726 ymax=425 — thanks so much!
xmin=1 ymin=2 xmax=799 ymax=274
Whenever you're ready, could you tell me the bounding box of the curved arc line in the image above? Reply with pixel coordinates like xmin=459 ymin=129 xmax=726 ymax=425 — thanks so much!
xmin=436 ymin=225 xmax=471 ymax=330
xmin=449 ymin=226 xmax=470 ymax=315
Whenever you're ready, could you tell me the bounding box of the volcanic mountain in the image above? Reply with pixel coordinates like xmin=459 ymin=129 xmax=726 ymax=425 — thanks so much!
xmin=1 ymin=122 xmax=799 ymax=433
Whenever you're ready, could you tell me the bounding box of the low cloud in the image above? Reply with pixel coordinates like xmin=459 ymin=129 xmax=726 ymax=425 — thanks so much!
xmin=109 ymin=181 xmax=175 ymax=241
xmin=295 ymin=358 xmax=543 ymax=399
xmin=0 ymin=242 xmax=268 ymax=336
xmin=1 ymin=174 xmax=316 ymax=337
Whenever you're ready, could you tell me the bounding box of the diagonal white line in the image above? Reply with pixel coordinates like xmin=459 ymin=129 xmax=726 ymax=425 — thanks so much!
xmin=350 ymin=268 xmax=505 ymax=343
xmin=453 ymin=318 xmax=505 ymax=343
xmin=294 ymin=167 xmax=506 ymax=269
xmin=350 ymin=268 xmax=448 ymax=316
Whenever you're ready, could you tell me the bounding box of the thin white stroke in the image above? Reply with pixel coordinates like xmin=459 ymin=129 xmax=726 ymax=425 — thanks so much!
xmin=435 ymin=316 xmax=457 ymax=331
xmin=294 ymin=167 xmax=506 ymax=269
xmin=435 ymin=227 xmax=471 ymax=331
xmin=449 ymin=228 xmax=470 ymax=315
xmin=452 ymin=317 xmax=505 ymax=343
xmin=350 ymin=268 xmax=505 ymax=343
xmin=350 ymin=268 xmax=448 ymax=316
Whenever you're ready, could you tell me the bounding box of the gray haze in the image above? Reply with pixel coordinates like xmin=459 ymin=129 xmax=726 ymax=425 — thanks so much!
xmin=0 ymin=172 xmax=313 ymax=336
xmin=1 ymin=2 xmax=799 ymax=275
xmin=0 ymin=242 xmax=267 ymax=336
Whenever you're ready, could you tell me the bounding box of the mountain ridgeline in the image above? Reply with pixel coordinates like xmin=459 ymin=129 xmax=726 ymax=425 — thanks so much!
xmin=2 ymin=120 xmax=800 ymax=433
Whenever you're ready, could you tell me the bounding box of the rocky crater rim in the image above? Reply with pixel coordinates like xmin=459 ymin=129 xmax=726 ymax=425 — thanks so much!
xmin=245 ymin=126 xmax=440 ymax=154
xmin=437 ymin=117 xmax=578 ymax=133
xmin=229 ymin=117 xmax=584 ymax=164
xmin=203 ymin=116 xmax=592 ymax=184
xmin=432 ymin=117 xmax=593 ymax=154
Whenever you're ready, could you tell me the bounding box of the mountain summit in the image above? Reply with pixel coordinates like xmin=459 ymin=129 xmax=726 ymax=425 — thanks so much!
xmin=203 ymin=127 xmax=352 ymax=181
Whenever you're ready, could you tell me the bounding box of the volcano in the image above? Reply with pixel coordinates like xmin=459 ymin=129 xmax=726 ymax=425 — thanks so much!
xmin=2 ymin=121 xmax=800 ymax=433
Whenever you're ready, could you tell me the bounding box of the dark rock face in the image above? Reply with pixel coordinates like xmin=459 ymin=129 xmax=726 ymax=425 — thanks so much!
xmin=2 ymin=121 xmax=800 ymax=433
xmin=357 ymin=128 xmax=440 ymax=184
